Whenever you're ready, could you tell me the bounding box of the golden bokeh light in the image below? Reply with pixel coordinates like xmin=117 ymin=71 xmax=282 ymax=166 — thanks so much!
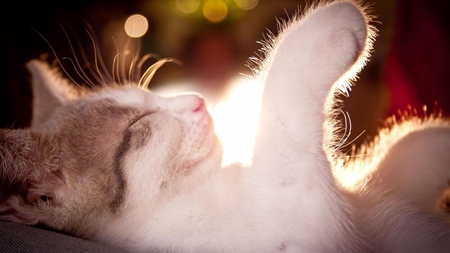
xmin=210 ymin=77 xmax=262 ymax=166
xmin=235 ymin=0 xmax=259 ymax=11
xmin=124 ymin=14 xmax=148 ymax=38
xmin=176 ymin=0 xmax=201 ymax=14
xmin=203 ymin=0 xmax=228 ymax=23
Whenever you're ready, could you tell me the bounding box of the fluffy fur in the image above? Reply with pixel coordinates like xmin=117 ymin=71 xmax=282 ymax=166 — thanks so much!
xmin=1 ymin=1 xmax=450 ymax=252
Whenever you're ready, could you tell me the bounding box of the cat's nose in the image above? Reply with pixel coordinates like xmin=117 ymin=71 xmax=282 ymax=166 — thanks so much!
xmin=167 ymin=93 xmax=206 ymax=113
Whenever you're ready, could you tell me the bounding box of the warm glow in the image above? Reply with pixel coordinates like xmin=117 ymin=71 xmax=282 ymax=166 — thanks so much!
xmin=235 ymin=0 xmax=259 ymax=10
xmin=176 ymin=0 xmax=201 ymax=14
xmin=152 ymin=77 xmax=262 ymax=167
xmin=203 ymin=0 xmax=228 ymax=23
xmin=210 ymin=77 xmax=262 ymax=166
xmin=124 ymin=14 xmax=148 ymax=38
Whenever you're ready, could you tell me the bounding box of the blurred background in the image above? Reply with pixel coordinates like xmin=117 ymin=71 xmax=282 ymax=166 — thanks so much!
xmin=1 ymin=0 xmax=449 ymax=158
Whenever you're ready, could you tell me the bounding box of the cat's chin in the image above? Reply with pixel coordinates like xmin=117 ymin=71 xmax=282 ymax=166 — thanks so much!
xmin=175 ymin=106 xmax=222 ymax=173
xmin=180 ymin=132 xmax=222 ymax=177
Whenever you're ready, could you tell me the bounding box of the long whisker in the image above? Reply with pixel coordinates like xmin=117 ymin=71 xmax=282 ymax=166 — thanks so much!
xmin=59 ymin=23 xmax=95 ymax=88
xmin=85 ymin=29 xmax=108 ymax=86
xmin=61 ymin=57 xmax=95 ymax=88
xmin=335 ymin=110 xmax=366 ymax=151
xmin=112 ymin=53 xmax=121 ymax=85
xmin=335 ymin=109 xmax=351 ymax=150
xmin=120 ymin=36 xmax=133 ymax=85
xmin=135 ymin=53 xmax=159 ymax=82
xmin=340 ymin=130 xmax=366 ymax=150
xmin=29 ymin=26 xmax=87 ymax=93
xmin=128 ymin=39 xmax=142 ymax=83
xmin=112 ymin=37 xmax=124 ymax=85
xmin=84 ymin=22 xmax=115 ymax=83
xmin=139 ymin=58 xmax=181 ymax=89
xmin=67 ymin=23 xmax=105 ymax=86
xmin=128 ymin=53 xmax=138 ymax=83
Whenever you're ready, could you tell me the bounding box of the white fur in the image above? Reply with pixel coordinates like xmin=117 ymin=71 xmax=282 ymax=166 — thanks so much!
xmin=94 ymin=1 xmax=450 ymax=252
xmin=5 ymin=1 xmax=450 ymax=252
xmin=98 ymin=1 xmax=448 ymax=252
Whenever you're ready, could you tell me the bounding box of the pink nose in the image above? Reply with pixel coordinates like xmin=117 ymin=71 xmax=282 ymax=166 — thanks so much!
xmin=167 ymin=93 xmax=206 ymax=113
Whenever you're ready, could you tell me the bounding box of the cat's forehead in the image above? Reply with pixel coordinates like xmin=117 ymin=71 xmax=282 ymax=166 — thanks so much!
xmin=92 ymin=86 xmax=162 ymax=110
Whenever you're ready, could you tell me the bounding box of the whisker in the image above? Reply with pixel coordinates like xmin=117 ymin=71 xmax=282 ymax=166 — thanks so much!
xmin=112 ymin=37 xmax=124 ymax=85
xmin=119 ymin=36 xmax=134 ymax=85
xmin=347 ymin=153 xmax=372 ymax=159
xmin=59 ymin=23 xmax=95 ymax=88
xmin=337 ymin=110 xmax=366 ymax=150
xmin=85 ymin=28 xmax=108 ymax=86
xmin=61 ymin=57 xmax=95 ymax=88
xmin=84 ymin=22 xmax=115 ymax=83
xmin=112 ymin=53 xmax=121 ymax=85
xmin=128 ymin=39 xmax=142 ymax=83
xmin=29 ymin=26 xmax=87 ymax=93
xmin=136 ymin=53 xmax=159 ymax=82
xmin=341 ymin=131 xmax=366 ymax=150
xmin=128 ymin=53 xmax=139 ymax=83
xmin=335 ymin=110 xmax=351 ymax=150
xmin=139 ymin=58 xmax=181 ymax=89
xmin=67 ymin=23 xmax=105 ymax=86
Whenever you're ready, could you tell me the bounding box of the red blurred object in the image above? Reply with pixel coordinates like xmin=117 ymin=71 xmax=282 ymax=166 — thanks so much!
xmin=385 ymin=0 xmax=450 ymax=116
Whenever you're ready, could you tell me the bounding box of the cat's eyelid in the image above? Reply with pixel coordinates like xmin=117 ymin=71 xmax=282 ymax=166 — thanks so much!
xmin=129 ymin=111 xmax=154 ymax=127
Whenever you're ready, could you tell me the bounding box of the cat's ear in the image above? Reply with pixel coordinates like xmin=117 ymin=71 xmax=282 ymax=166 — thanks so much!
xmin=26 ymin=60 xmax=80 ymax=127
xmin=0 ymin=129 xmax=66 ymax=225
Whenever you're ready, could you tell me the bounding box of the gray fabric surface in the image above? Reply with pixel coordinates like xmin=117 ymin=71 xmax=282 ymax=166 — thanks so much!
xmin=0 ymin=220 xmax=128 ymax=253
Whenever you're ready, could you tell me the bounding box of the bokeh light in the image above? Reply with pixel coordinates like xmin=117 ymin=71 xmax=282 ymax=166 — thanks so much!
xmin=124 ymin=14 xmax=149 ymax=38
xmin=235 ymin=0 xmax=259 ymax=11
xmin=176 ymin=0 xmax=201 ymax=14
xmin=203 ymin=0 xmax=228 ymax=23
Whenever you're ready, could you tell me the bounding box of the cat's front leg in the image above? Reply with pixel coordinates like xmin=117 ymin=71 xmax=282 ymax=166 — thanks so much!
xmin=246 ymin=1 xmax=374 ymax=251
xmin=253 ymin=1 xmax=372 ymax=166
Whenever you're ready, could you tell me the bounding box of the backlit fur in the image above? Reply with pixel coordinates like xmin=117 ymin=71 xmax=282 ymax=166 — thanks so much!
xmin=1 ymin=1 xmax=450 ymax=252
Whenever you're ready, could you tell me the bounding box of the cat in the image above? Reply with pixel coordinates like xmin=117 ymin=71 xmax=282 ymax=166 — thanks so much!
xmin=1 ymin=0 xmax=450 ymax=252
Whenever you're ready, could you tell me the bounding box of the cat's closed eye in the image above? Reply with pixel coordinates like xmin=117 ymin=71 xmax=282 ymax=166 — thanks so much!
xmin=129 ymin=111 xmax=155 ymax=127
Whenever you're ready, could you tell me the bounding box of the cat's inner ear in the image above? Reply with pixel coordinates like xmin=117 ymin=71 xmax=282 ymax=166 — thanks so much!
xmin=26 ymin=60 xmax=80 ymax=127
xmin=0 ymin=129 xmax=65 ymax=224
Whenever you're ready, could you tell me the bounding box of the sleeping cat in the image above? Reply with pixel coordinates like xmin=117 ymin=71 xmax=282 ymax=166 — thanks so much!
xmin=1 ymin=0 xmax=450 ymax=252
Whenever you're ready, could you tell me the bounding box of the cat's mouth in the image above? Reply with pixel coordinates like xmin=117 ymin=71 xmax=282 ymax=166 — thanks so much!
xmin=177 ymin=110 xmax=219 ymax=175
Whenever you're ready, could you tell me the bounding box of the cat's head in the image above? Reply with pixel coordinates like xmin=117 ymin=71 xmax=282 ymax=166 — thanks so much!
xmin=0 ymin=58 xmax=222 ymax=238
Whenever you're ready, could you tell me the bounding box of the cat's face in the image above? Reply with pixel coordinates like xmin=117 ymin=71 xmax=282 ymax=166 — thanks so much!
xmin=58 ymin=86 xmax=219 ymax=184
xmin=0 ymin=60 xmax=223 ymax=236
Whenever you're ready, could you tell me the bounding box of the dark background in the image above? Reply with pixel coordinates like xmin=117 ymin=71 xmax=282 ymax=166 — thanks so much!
xmin=1 ymin=0 xmax=449 ymax=147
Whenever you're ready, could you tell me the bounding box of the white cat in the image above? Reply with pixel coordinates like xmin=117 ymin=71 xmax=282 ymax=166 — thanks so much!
xmin=1 ymin=0 xmax=450 ymax=252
